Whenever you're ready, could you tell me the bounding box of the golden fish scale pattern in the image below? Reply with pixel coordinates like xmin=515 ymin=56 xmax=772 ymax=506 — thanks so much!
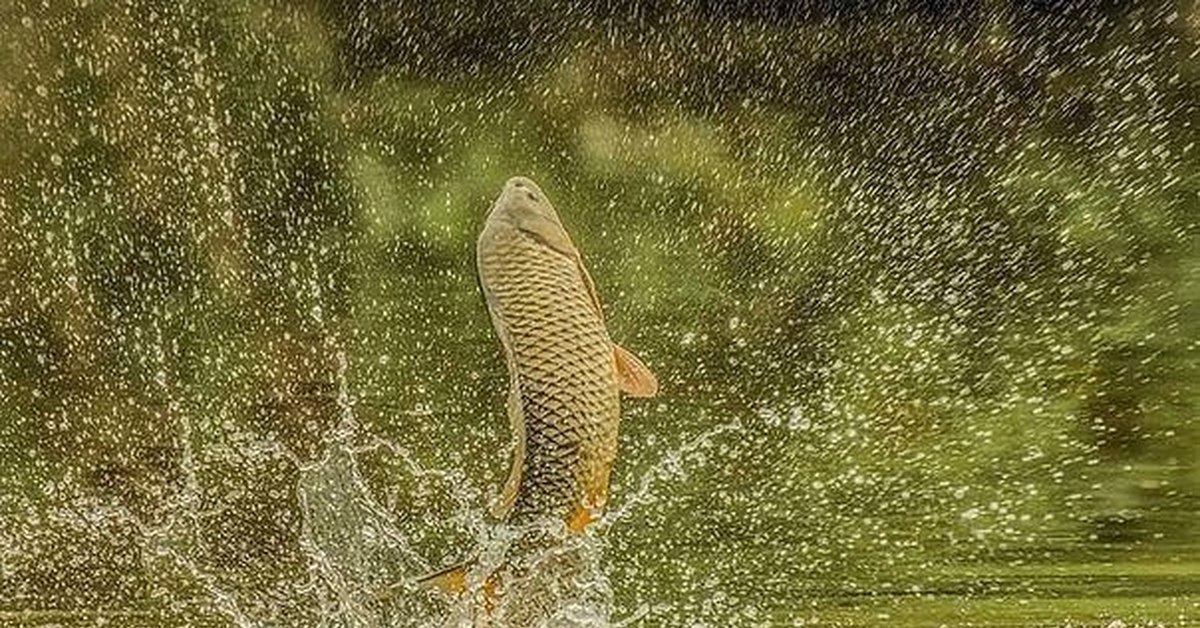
xmin=478 ymin=228 xmax=620 ymax=524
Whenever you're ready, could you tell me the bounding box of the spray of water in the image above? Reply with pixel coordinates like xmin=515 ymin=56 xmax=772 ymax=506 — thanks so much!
xmin=108 ymin=343 xmax=738 ymax=627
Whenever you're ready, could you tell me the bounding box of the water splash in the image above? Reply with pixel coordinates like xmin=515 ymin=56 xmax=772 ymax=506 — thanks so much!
xmin=292 ymin=380 xmax=742 ymax=626
xmin=600 ymin=416 xmax=745 ymax=532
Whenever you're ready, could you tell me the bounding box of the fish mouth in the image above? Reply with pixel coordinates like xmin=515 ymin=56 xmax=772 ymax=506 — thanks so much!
xmin=487 ymin=176 xmax=546 ymax=226
xmin=503 ymin=176 xmax=543 ymax=204
xmin=505 ymin=175 xmax=538 ymax=191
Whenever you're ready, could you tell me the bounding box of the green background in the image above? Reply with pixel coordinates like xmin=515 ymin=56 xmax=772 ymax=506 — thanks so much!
xmin=0 ymin=1 xmax=1197 ymax=625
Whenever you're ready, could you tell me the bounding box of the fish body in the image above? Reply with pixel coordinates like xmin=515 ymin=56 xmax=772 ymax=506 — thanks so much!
xmin=475 ymin=176 xmax=657 ymax=529
xmin=410 ymin=177 xmax=657 ymax=614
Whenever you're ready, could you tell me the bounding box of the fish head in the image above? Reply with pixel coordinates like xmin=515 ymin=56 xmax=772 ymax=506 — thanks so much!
xmin=488 ymin=176 xmax=562 ymax=227
xmin=484 ymin=176 xmax=576 ymax=258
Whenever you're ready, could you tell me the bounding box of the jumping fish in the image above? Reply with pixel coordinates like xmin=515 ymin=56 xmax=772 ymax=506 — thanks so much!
xmin=420 ymin=176 xmax=658 ymax=596
xmin=478 ymin=175 xmax=658 ymax=527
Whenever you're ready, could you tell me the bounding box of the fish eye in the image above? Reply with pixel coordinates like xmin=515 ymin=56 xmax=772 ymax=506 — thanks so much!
xmin=525 ymin=191 xmax=539 ymax=202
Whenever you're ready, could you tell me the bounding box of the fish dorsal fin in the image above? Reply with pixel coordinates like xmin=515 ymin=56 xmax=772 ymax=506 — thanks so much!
xmin=614 ymin=344 xmax=659 ymax=397
xmin=575 ymin=256 xmax=607 ymax=323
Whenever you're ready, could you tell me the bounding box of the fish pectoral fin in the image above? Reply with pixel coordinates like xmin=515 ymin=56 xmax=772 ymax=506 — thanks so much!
xmin=490 ymin=386 xmax=525 ymax=520
xmin=614 ymin=344 xmax=659 ymax=398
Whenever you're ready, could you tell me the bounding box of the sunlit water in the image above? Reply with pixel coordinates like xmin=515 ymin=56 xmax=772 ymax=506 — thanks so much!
xmin=2 ymin=2 xmax=1199 ymax=627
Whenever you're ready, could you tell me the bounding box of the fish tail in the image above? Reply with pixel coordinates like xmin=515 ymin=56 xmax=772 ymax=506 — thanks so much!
xmin=414 ymin=557 xmax=505 ymax=619
xmin=415 ymin=558 xmax=475 ymax=595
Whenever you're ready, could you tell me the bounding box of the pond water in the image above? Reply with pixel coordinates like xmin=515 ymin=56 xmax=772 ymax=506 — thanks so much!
xmin=0 ymin=2 xmax=1197 ymax=627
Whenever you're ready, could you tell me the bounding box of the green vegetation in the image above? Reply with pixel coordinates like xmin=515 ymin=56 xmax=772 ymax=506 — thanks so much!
xmin=0 ymin=1 xmax=1196 ymax=625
